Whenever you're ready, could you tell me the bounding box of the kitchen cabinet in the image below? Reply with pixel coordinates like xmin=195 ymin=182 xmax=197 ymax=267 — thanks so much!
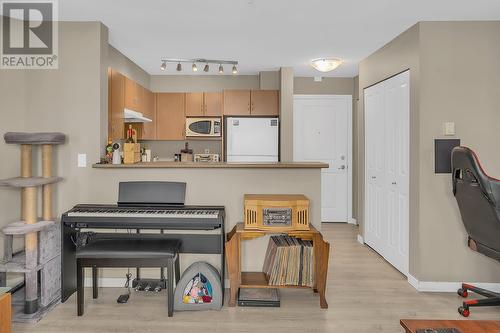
xmin=186 ymin=92 xmax=222 ymax=116
xmin=223 ymin=90 xmax=251 ymax=115
xmin=108 ymin=68 xmax=125 ymax=141
xmin=223 ymin=90 xmax=279 ymax=116
xmin=250 ymin=90 xmax=279 ymax=116
xmin=185 ymin=92 xmax=203 ymax=116
xmin=204 ymin=92 xmax=222 ymax=116
xmin=142 ymin=89 xmax=156 ymax=140
xmin=156 ymin=93 xmax=186 ymax=140
xmin=124 ymin=77 xmax=144 ymax=112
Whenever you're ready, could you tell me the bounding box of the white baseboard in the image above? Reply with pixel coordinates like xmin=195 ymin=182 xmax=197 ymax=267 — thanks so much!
xmin=348 ymin=217 xmax=357 ymax=225
xmin=357 ymin=234 xmax=364 ymax=245
xmin=84 ymin=277 xmax=231 ymax=288
xmin=407 ymin=274 xmax=500 ymax=293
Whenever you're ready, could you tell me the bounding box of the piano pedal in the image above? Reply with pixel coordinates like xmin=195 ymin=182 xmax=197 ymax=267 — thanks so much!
xmin=132 ymin=278 xmax=166 ymax=293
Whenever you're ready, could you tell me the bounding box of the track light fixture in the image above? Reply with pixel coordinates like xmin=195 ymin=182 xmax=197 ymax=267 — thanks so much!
xmin=160 ymin=58 xmax=238 ymax=74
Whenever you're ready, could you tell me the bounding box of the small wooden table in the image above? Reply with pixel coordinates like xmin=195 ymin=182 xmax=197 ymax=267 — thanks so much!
xmin=400 ymin=319 xmax=500 ymax=333
xmin=0 ymin=288 xmax=12 ymax=333
xmin=225 ymin=223 xmax=330 ymax=308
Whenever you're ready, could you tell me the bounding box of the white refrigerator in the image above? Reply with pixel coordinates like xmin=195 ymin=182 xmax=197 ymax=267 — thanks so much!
xmin=226 ymin=117 xmax=279 ymax=162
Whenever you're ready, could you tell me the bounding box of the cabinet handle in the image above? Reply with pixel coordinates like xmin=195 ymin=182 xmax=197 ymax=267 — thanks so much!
xmin=391 ymin=181 xmax=397 ymax=185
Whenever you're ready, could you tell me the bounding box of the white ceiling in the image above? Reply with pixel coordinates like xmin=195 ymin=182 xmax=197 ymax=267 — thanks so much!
xmin=59 ymin=0 xmax=500 ymax=77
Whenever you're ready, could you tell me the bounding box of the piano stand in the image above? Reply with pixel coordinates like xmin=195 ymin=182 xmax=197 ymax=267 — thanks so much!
xmin=76 ymin=238 xmax=181 ymax=317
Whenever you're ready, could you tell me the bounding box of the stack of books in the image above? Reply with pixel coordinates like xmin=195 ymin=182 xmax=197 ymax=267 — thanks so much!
xmin=262 ymin=235 xmax=314 ymax=287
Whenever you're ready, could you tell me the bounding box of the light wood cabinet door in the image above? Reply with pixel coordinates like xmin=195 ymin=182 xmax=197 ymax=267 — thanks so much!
xmin=204 ymin=92 xmax=222 ymax=116
xmin=124 ymin=77 xmax=143 ymax=112
xmin=251 ymin=90 xmax=279 ymax=116
xmin=142 ymin=89 xmax=156 ymax=140
xmin=185 ymin=92 xmax=204 ymax=116
xmin=156 ymin=93 xmax=186 ymax=140
xmin=223 ymin=90 xmax=251 ymax=115
xmin=108 ymin=69 xmax=125 ymax=141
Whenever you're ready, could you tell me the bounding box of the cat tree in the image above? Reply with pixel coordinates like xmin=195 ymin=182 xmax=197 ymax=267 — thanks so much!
xmin=0 ymin=132 xmax=65 ymax=320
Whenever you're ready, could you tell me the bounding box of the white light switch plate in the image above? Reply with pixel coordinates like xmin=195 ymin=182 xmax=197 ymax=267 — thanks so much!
xmin=77 ymin=154 xmax=87 ymax=168
xmin=444 ymin=122 xmax=455 ymax=136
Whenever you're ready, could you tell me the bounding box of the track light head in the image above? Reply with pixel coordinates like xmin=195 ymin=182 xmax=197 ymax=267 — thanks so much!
xmin=218 ymin=64 xmax=224 ymax=74
xmin=204 ymin=63 xmax=209 ymax=72
xmin=177 ymin=63 xmax=182 ymax=71
xmin=232 ymin=65 xmax=238 ymax=74
xmin=192 ymin=63 xmax=198 ymax=72
xmin=160 ymin=61 xmax=167 ymax=71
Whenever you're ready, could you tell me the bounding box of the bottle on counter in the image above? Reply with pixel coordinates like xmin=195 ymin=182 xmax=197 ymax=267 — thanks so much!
xmin=180 ymin=142 xmax=193 ymax=162
xmin=105 ymin=140 xmax=113 ymax=163
xmin=126 ymin=124 xmax=135 ymax=143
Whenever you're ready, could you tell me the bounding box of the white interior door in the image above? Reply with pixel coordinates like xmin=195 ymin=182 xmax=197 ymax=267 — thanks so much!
xmin=293 ymin=95 xmax=352 ymax=223
xmin=364 ymin=71 xmax=409 ymax=275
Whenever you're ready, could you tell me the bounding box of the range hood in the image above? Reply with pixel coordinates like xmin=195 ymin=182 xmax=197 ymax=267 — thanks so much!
xmin=124 ymin=108 xmax=152 ymax=123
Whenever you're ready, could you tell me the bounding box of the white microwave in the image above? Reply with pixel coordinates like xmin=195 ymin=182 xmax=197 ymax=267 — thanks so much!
xmin=186 ymin=117 xmax=222 ymax=137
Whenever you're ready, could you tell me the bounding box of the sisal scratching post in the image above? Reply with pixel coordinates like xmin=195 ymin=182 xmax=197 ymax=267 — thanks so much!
xmin=42 ymin=145 xmax=53 ymax=221
xmin=21 ymin=144 xmax=38 ymax=314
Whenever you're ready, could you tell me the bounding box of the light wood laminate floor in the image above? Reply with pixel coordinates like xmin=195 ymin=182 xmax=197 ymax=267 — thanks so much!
xmin=15 ymin=224 xmax=500 ymax=333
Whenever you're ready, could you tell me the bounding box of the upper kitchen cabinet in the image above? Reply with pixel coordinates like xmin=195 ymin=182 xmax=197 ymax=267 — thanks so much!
xmin=185 ymin=92 xmax=203 ymax=116
xmin=108 ymin=69 xmax=125 ymax=141
xmin=250 ymin=90 xmax=279 ymax=116
xmin=186 ymin=92 xmax=222 ymax=116
xmin=223 ymin=90 xmax=251 ymax=115
xmin=204 ymin=92 xmax=222 ymax=116
xmin=156 ymin=93 xmax=186 ymax=140
xmin=142 ymin=89 xmax=156 ymax=140
xmin=124 ymin=77 xmax=144 ymax=112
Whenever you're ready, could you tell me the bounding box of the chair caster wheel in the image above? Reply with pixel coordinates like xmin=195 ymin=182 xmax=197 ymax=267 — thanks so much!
xmin=458 ymin=306 xmax=470 ymax=317
xmin=457 ymin=288 xmax=468 ymax=297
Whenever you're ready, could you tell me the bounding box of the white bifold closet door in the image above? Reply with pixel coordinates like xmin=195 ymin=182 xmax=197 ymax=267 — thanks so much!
xmin=364 ymin=70 xmax=410 ymax=275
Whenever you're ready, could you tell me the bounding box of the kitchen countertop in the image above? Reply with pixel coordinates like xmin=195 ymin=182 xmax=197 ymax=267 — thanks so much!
xmin=92 ymin=161 xmax=329 ymax=169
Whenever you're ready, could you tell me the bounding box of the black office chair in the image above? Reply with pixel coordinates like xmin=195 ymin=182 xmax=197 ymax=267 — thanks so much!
xmin=451 ymin=146 xmax=500 ymax=317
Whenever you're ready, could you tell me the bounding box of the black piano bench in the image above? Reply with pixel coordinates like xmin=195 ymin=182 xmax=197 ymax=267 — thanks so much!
xmin=76 ymin=238 xmax=181 ymax=317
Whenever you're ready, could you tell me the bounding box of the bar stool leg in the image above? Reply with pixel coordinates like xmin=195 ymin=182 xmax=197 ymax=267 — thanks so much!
xmin=92 ymin=266 xmax=98 ymax=299
xmin=167 ymin=259 xmax=174 ymax=317
xmin=77 ymin=259 xmax=84 ymax=316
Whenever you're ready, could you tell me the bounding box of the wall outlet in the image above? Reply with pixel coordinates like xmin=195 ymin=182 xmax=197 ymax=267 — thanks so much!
xmin=77 ymin=153 xmax=87 ymax=168
xmin=444 ymin=122 xmax=455 ymax=136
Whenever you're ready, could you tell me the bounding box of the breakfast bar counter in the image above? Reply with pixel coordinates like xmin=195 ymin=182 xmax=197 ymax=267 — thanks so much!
xmin=92 ymin=162 xmax=329 ymax=169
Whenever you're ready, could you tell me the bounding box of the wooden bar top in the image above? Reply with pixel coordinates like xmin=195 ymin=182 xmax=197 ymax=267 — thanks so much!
xmin=400 ymin=319 xmax=500 ymax=333
xmin=92 ymin=161 xmax=329 ymax=169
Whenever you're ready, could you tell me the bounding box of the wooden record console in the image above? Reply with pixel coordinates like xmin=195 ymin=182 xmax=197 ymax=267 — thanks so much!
xmin=244 ymin=194 xmax=310 ymax=232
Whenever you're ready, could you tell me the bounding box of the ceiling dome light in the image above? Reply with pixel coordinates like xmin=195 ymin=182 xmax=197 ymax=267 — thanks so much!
xmin=177 ymin=62 xmax=182 ymax=71
xmin=232 ymin=65 xmax=238 ymax=74
xmin=218 ymin=64 xmax=224 ymax=74
xmin=204 ymin=63 xmax=209 ymax=72
xmin=192 ymin=63 xmax=198 ymax=72
xmin=311 ymin=58 xmax=342 ymax=72
xmin=160 ymin=61 xmax=167 ymax=71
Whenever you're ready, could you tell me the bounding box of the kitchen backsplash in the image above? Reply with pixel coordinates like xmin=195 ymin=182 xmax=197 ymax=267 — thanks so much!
xmin=139 ymin=140 xmax=221 ymax=159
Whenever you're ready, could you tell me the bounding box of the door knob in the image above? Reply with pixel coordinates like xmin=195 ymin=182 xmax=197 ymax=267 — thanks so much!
xmin=371 ymin=176 xmax=376 ymax=179
xmin=339 ymin=165 xmax=346 ymax=170
xmin=391 ymin=181 xmax=397 ymax=185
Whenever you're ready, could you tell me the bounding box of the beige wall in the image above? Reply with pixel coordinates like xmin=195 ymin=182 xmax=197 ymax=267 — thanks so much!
xmin=416 ymin=21 xmax=500 ymax=281
xmin=150 ymin=75 xmax=259 ymax=92
xmin=259 ymin=71 xmax=280 ymax=90
xmin=108 ymin=45 xmax=150 ymax=89
xmin=279 ymin=67 xmax=294 ymax=162
xmin=294 ymin=77 xmax=354 ymax=95
xmin=359 ymin=21 xmax=500 ymax=282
